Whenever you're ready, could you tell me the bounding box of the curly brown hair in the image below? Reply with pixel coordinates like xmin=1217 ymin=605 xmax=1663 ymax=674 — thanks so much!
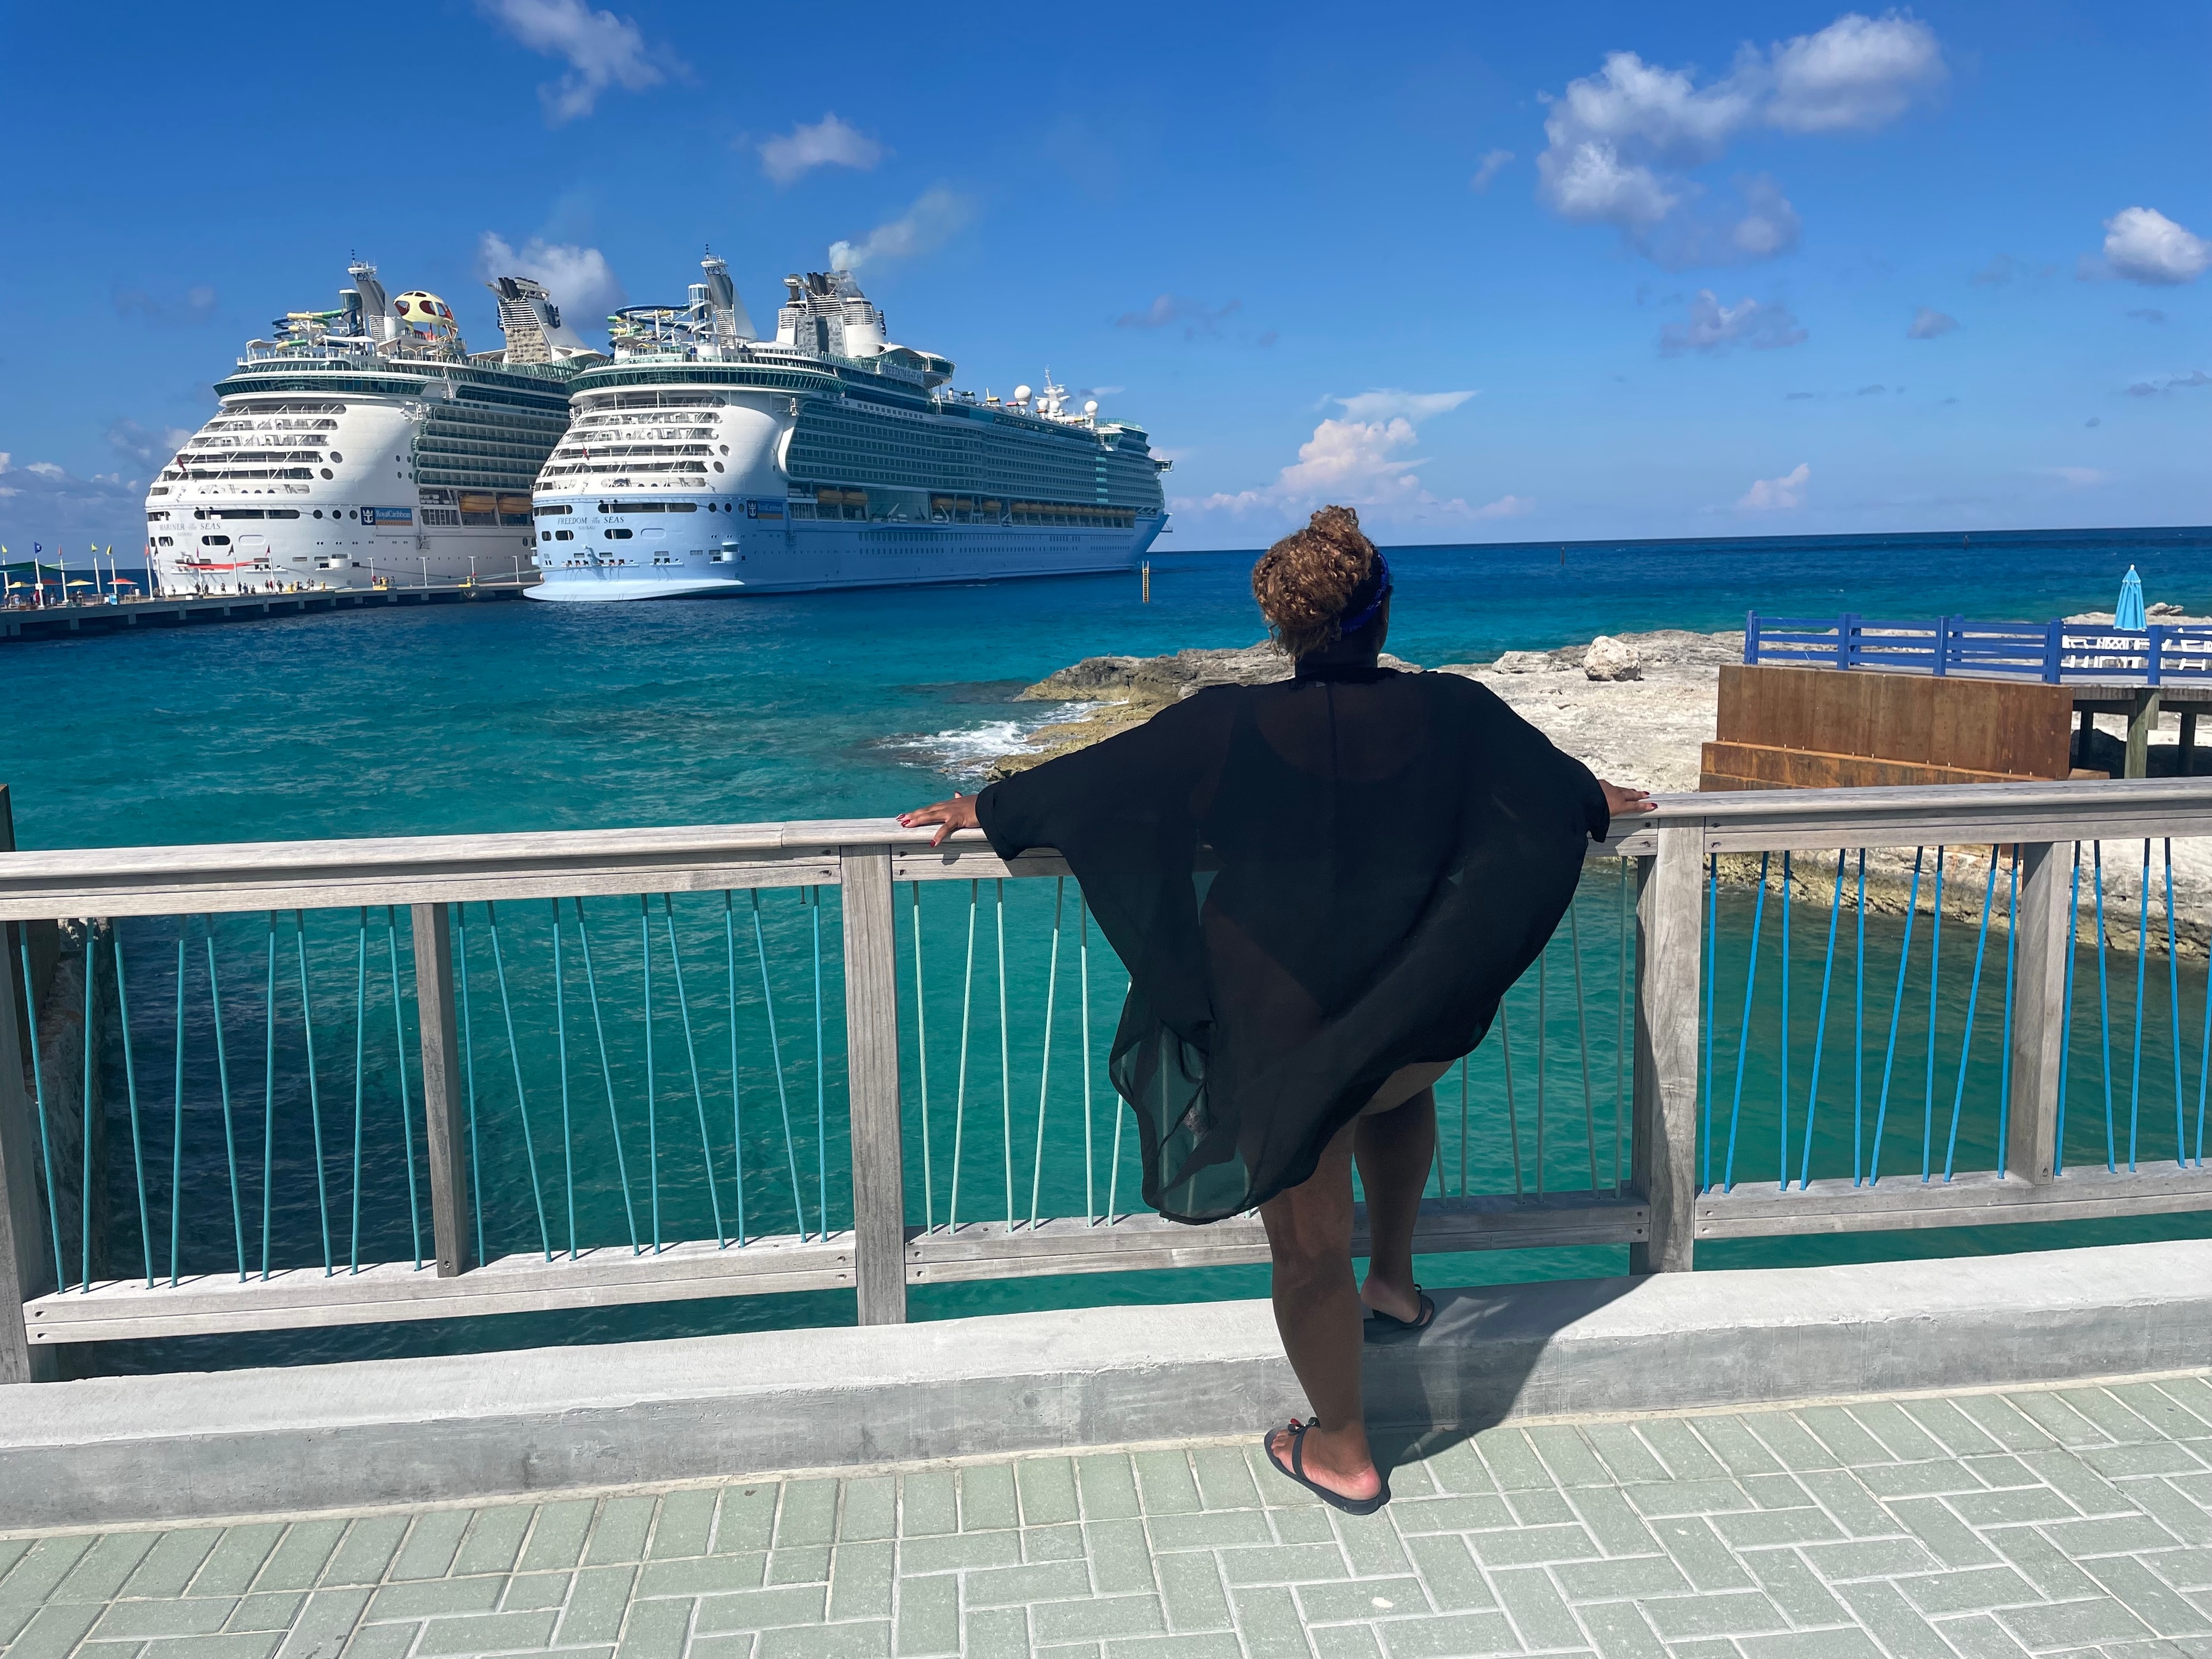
xmin=1250 ymin=505 xmax=1380 ymax=658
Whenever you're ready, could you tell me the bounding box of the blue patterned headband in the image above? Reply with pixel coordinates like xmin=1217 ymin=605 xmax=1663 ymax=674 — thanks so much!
xmin=1336 ymin=551 xmax=1392 ymax=635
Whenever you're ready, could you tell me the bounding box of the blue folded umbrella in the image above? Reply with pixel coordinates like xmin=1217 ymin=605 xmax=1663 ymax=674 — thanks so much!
xmin=2117 ymin=565 xmax=2146 ymax=630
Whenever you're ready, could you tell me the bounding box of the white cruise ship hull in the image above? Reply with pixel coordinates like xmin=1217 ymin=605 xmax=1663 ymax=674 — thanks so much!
xmin=529 ymin=513 xmax=1167 ymax=601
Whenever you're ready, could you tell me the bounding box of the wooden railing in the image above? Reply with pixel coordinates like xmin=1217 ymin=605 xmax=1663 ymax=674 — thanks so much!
xmin=5 ymin=779 xmax=2212 ymax=1381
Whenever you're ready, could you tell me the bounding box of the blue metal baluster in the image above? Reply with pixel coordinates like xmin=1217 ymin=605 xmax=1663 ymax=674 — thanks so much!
xmin=748 ymin=889 xmax=808 ymax=1240
xmin=724 ymin=892 xmax=747 ymax=1244
xmin=486 ymin=900 xmax=551 ymax=1259
xmin=170 ymin=922 xmax=188 ymax=1286
xmin=2055 ymin=846 xmax=2081 ymax=1175
xmin=1778 ymin=852 xmax=1791 ymax=1191
xmin=1922 ymin=849 xmax=1945 ymax=1184
xmin=1569 ymin=893 xmax=1599 ymax=1191
xmin=1080 ymin=893 xmax=1096 ymax=1222
xmin=1941 ymin=851 xmax=2001 ymax=1182
xmin=1853 ymin=851 xmax=1866 ymax=1187
xmin=384 ymin=907 xmax=421 ymax=1270
xmin=912 ymin=882 xmax=933 ymax=1233
xmin=1868 ymin=848 xmax=1925 ymax=1186
xmin=2128 ymin=839 xmax=2149 ymax=1172
xmin=554 ymin=900 xmax=574 ymax=1259
xmin=664 ymin=895 xmax=726 ymax=1246
xmin=350 ymin=907 xmax=369 ymax=1274
xmin=2093 ymin=844 xmax=2116 ymax=1172
xmin=573 ymin=899 xmax=638 ymax=1252
xmin=1500 ymin=998 xmax=1522 ymax=1195
xmin=810 ymin=888 xmax=827 ymax=1240
xmin=17 ymin=938 xmax=63 ymax=1300
xmin=1616 ymin=858 xmax=1630 ymax=1189
xmin=1795 ymin=852 xmax=1847 ymax=1190
xmin=642 ymin=896 xmax=658 ymax=1252
xmin=949 ymin=880 xmax=978 ymax=1231
xmin=1722 ymin=852 xmax=1770 ymax=1193
xmin=1702 ymin=854 xmax=1718 ymax=1191
xmin=261 ymin=914 xmax=276 ymax=1280
xmin=202 ymin=922 xmax=244 ymax=1279
xmin=293 ymin=911 xmax=335 ymax=1275
xmin=1459 ymin=1054 xmax=1471 ymax=1197
xmin=112 ymin=921 xmax=152 ymax=1286
xmin=1029 ymin=878 xmax=1064 ymax=1226
xmin=995 ymin=879 xmax=1012 ymax=1224
xmin=1535 ymin=929 xmax=1547 ymax=1194
xmin=79 ymin=925 xmax=97 ymax=1291
xmin=1107 ymin=968 xmax=1134 ymax=1218
xmin=455 ymin=905 xmax=486 ymax=1266
xmin=2165 ymin=840 xmax=2185 ymax=1168
xmin=1997 ymin=850 xmax=2020 ymax=1173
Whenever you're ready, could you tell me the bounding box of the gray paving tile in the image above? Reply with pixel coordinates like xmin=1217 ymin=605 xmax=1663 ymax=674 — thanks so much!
xmin=893 ymin=1529 xmax=1018 ymax=1575
xmin=1471 ymin=1427 xmax=1554 ymax=1492
xmin=1367 ymin=1610 xmax=1517 ymax=1657
xmin=2077 ymin=1554 xmax=2212 ymax=1638
xmin=322 ymin=1521 xmax=408 ymax=1589
xmin=692 ymin=1586 xmax=826 ymax=1634
xmin=1738 ymin=1547 xmax=1850 ymax=1624
xmin=1146 ymin=1510 xmax=1271 ymax=1551
xmin=583 ymin=1500 xmax=657 ymax=1568
xmin=1644 ymin=1517 xmax=1756 ymax=1593
xmin=141 ymin=1635 xmax=286 ymax=1659
xmin=120 ymin=1534 xmax=224 ymax=1601
xmin=56 ymin=1536 xmax=161 ymax=1604
xmin=613 ymin=1594 xmax=691 ymax=1659
xmin=1084 ymin=1521 xmax=1156 ymax=1597
xmin=1995 ymin=1594 xmax=2157 ymax=1649
xmin=1836 ymin=1578 xmax=1968 ymax=1659
xmin=1849 ymin=1401 xmax=1954 ymax=1464
xmin=1132 ymin=1452 xmax=1203 ymax=1517
xmin=555 ymin=1566 xmax=637 ymax=1647
xmin=1077 ymin=1457 xmax=1142 ymax=1523
xmin=1635 ymin=1419 xmax=1733 ymax=1484
xmin=495 ymin=1574 xmax=566 ymax=1613
xmin=1899 ymin=1398 xmax=2009 ymax=1460
xmin=1952 ymin=1393 xmax=2062 ymax=1453
xmin=1228 ymin=1587 xmax=1311 ymax=1659
xmin=92 ymin=1599 xmax=238 ymax=1640
xmin=515 ymin=1503 xmax=596 ymax=1574
xmin=1155 ymin=1552 xmax=1232 ymax=1631
xmin=1693 ymin=1418 xmax=1789 ymax=1480
xmin=714 ymin=1487 xmax=781 ymax=1556
xmin=225 ymin=1593 xmax=305 ymax=1633
xmin=1891 ymin=1563 xmax=2041 ymax=1616
xmin=1029 ymin=1596 xmax=1162 ymax=1645
xmin=838 ymin=1479 xmax=897 ymax=1544
xmin=1488 ymin=1565 xmax=1582 ymax=1649
xmin=1736 ymin=1630 xmax=1882 ymax=1658
xmin=450 ymin=1511 xmax=532 ymax=1581
xmin=1884 ymin=1497 xmax=2001 ymax=1568
xmin=387 ymin=1516 xmax=471 ymax=1585
xmin=1929 ymin=1611 xmax=2035 ymax=1658
xmin=1292 ymin=1580 xmax=1425 ymax=1623
xmin=1028 ymin=1528 xmax=1088 ymax=1565
xmin=1396 ymin=1536 xmax=1494 ymax=1613
xmin=272 ymin=1587 xmax=372 ymax=1659
xmin=891 ymin=1570 xmax=956 ymax=1657
xmin=1217 ymin=1544 xmax=1349 ymax=1588
xmin=1580 ymin=1422 xmax=1672 ymax=1486
xmin=194 ymin=1529 xmax=291 ymax=1599
xmin=773 ymin=1483 xmax=838 ymax=1550
xmin=1014 ymin=1461 xmax=1080 ymax=1529
xmin=6 ymin=1601 xmax=108 ymax=1659
xmin=1573 ymin=1600 xmax=1667 ymax=1659
xmin=1525 ymin=1425 xmax=1615 ymax=1488
xmin=1328 ymin=1514 xmax=1410 ymax=1580
xmin=2005 ymin=1391 xmax=2112 ymax=1448
xmin=256 ymin=1525 xmax=348 ymax=1594
xmin=645 ymin=1492 xmax=716 ymax=1561
xmin=413 ymin=1609 xmax=558 ymax=1655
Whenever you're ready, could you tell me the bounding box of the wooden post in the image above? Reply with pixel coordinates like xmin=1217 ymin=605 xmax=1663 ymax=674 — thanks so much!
xmin=840 ymin=846 xmax=907 ymax=1324
xmin=410 ymin=903 xmax=471 ymax=1277
xmin=2126 ymin=690 xmax=2160 ymax=780
xmin=1630 ymin=823 xmax=1703 ymax=1274
xmin=2007 ymin=842 xmax=2070 ymax=1184
xmin=0 ymin=789 xmax=56 ymax=1382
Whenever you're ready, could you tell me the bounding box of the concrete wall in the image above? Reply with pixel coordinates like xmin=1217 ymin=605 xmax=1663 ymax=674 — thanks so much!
xmin=2 ymin=1238 xmax=2207 ymax=1531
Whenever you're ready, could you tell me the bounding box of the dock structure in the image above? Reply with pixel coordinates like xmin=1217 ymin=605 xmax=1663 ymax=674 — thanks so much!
xmin=0 ymin=581 xmax=531 ymax=644
xmin=3 ymin=781 xmax=2212 ymax=1656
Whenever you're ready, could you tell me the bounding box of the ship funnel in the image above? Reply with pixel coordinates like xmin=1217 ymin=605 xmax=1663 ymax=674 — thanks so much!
xmin=700 ymin=253 xmax=758 ymax=344
xmin=347 ymin=260 xmax=399 ymax=345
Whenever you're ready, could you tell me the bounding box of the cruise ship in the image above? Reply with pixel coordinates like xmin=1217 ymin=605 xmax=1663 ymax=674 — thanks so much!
xmin=145 ymin=263 xmax=601 ymax=596
xmin=528 ymin=258 xmax=1169 ymax=600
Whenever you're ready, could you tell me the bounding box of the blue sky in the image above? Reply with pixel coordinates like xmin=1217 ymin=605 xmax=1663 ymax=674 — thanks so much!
xmin=1 ymin=1 xmax=2206 ymax=556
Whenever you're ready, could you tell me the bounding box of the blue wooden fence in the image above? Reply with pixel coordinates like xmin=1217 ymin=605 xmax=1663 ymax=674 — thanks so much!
xmin=1744 ymin=613 xmax=2212 ymax=685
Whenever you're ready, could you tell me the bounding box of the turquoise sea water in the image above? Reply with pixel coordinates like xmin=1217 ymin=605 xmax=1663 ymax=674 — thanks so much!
xmin=6 ymin=523 xmax=2212 ymax=1376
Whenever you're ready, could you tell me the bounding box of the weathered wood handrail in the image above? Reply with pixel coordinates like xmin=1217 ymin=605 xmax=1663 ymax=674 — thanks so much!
xmin=7 ymin=775 xmax=2212 ymax=1377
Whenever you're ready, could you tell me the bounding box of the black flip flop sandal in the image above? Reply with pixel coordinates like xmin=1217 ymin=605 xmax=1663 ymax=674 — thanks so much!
xmin=1262 ymin=1417 xmax=1392 ymax=1516
xmin=1363 ymin=1286 xmax=1435 ymax=1340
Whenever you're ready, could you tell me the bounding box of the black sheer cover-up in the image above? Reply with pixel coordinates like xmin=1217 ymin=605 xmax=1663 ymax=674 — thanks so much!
xmin=975 ymin=660 xmax=1611 ymax=1225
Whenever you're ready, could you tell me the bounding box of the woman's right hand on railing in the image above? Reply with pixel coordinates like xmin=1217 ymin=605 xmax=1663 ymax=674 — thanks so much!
xmin=900 ymin=793 xmax=982 ymax=847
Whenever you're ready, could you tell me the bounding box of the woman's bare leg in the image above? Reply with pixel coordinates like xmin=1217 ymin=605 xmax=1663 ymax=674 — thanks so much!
xmin=1355 ymin=1088 xmax=1436 ymax=1323
xmin=1258 ymin=1120 xmax=1380 ymax=1502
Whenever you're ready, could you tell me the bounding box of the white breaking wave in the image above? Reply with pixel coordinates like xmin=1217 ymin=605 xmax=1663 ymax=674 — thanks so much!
xmin=884 ymin=706 xmax=1100 ymax=779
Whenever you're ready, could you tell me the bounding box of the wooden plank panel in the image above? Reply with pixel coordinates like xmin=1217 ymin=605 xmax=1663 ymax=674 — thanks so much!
xmin=24 ymin=1233 xmax=855 ymax=1343
xmin=1695 ymin=1164 xmax=2212 ymax=1238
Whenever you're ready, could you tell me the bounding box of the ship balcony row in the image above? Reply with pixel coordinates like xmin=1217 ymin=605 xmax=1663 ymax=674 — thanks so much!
xmin=786 ymin=486 xmax=1146 ymax=530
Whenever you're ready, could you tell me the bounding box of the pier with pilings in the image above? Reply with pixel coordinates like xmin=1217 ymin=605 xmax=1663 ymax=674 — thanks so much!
xmin=0 ymin=581 xmax=531 ymax=644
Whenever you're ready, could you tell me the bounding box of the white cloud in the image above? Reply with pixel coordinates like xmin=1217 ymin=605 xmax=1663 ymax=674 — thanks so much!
xmin=1907 ymin=306 xmax=1959 ymax=339
xmin=1660 ymin=290 xmax=1807 ymax=354
xmin=1764 ymin=12 xmax=1946 ymax=132
xmin=2100 ymin=207 xmax=2211 ymax=287
xmin=1187 ymin=395 xmax=1489 ymax=521
xmin=480 ymin=0 xmax=666 ymax=123
xmin=478 ymin=233 xmax=627 ymax=324
xmin=1471 ymin=149 xmax=1515 ymax=192
xmin=1332 ymin=389 xmax=1478 ymax=422
xmin=105 ymin=420 xmax=194 ymax=469
xmin=26 ymin=462 xmax=64 ymax=479
xmin=1113 ymin=294 xmax=1244 ymax=338
xmin=759 ymin=113 xmax=886 ymax=185
xmin=1537 ymin=12 xmax=1942 ymax=266
xmin=2051 ymin=467 xmax=2109 ymax=486
xmin=829 ymin=188 xmax=974 ymax=272
xmin=2126 ymin=370 xmax=2212 ymax=397
xmin=1474 ymin=494 xmax=1535 ymax=518
xmin=0 ymin=456 xmax=149 ymax=553
xmin=1738 ymin=461 xmax=1810 ymax=511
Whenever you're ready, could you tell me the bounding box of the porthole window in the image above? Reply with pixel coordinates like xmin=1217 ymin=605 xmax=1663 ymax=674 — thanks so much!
xmin=348 ymin=509 xmax=357 ymax=519
xmin=320 ymin=468 xmax=333 ymax=479
xmin=713 ymin=462 xmax=724 ymax=472
xmin=313 ymin=509 xmax=323 ymax=518
xmin=329 ymin=452 xmax=343 ymax=463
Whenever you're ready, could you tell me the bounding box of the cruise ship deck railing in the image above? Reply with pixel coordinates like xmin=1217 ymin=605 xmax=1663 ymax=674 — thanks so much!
xmin=6 ymin=779 xmax=2212 ymax=1378
xmin=1744 ymin=610 xmax=2212 ymax=684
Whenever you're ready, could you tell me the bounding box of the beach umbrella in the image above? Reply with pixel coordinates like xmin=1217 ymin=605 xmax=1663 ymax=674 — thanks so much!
xmin=2117 ymin=565 xmax=2147 ymax=630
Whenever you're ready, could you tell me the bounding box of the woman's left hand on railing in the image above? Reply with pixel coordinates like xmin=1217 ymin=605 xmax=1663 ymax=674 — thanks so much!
xmin=1601 ymin=780 xmax=1656 ymax=817
xmin=900 ymin=793 xmax=981 ymax=847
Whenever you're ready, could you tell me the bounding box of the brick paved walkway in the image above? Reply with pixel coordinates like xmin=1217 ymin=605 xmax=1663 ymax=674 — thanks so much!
xmin=6 ymin=1377 xmax=2212 ymax=1659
